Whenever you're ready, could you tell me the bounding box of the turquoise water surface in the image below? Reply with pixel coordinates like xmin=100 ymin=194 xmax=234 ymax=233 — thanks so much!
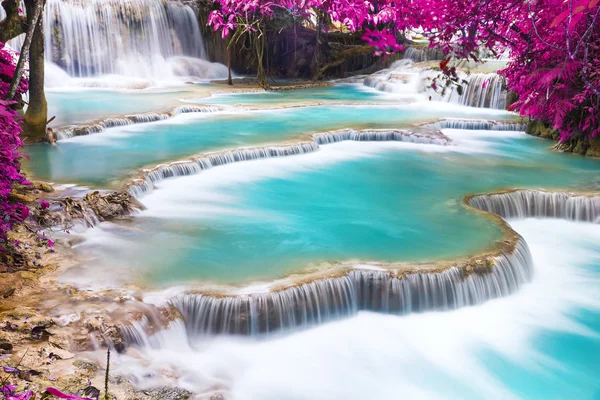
xmin=46 ymin=88 xmax=198 ymax=126
xmin=26 ymin=102 xmax=513 ymax=186
xmin=198 ymin=83 xmax=394 ymax=105
xmin=69 ymin=129 xmax=598 ymax=286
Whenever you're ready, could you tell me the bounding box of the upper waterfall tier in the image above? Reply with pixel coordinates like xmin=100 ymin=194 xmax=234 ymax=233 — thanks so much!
xmin=6 ymin=0 xmax=224 ymax=80
xmin=364 ymin=60 xmax=508 ymax=109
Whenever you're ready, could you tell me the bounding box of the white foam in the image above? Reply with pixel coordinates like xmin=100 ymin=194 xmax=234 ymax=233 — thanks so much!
xmin=137 ymin=141 xmax=454 ymax=220
xmin=106 ymin=219 xmax=600 ymax=399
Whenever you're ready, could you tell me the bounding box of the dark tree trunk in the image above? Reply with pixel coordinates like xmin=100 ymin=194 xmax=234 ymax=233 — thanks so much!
xmin=6 ymin=0 xmax=42 ymax=100
xmin=0 ymin=0 xmax=26 ymax=43
xmin=255 ymin=28 xmax=268 ymax=89
xmin=22 ymin=0 xmax=47 ymax=141
xmin=227 ymin=44 xmax=233 ymax=86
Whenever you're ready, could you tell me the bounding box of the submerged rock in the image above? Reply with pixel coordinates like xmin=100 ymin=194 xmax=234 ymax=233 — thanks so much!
xmin=33 ymin=191 xmax=144 ymax=229
xmin=142 ymin=387 xmax=193 ymax=400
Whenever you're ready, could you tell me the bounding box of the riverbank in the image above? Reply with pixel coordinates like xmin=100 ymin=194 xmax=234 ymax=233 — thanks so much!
xmin=527 ymin=119 xmax=600 ymax=158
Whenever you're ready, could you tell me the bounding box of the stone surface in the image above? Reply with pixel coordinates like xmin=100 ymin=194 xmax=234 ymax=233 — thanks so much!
xmin=143 ymin=387 xmax=193 ymax=400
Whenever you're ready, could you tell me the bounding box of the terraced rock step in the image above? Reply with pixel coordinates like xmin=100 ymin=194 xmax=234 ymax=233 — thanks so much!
xmin=125 ymin=128 xmax=450 ymax=197
xmin=55 ymin=105 xmax=224 ymax=140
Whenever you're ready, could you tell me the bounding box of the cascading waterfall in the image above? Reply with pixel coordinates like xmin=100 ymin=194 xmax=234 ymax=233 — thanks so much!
xmin=55 ymin=105 xmax=224 ymax=140
xmin=119 ymin=188 xmax=600 ymax=340
xmin=469 ymin=190 xmax=600 ymax=223
xmin=166 ymin=3 xmax=205 ymax=59
xmin=402 ymin=47 xmax=445 ymax=63
xmin=425 ymin=119 xmax=526 ymax=131
xmin=10 ymin=0 xmax=226 ymax=81
xmin=439 ymin=73 xmax=507 ymax=109
xmin=363 ymin=60 xmax=422 ymax=94
xmin=120 ymin=237 xmax=532 ymax=339
xmin=126 ymin=128 xmax=450 ymax=197
xmin=364 ymin=60 xmax=508 ymax=109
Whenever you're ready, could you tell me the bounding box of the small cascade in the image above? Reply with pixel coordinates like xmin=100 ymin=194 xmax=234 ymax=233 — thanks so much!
xmin=126 ymin=128 xmax=450 ymax=197
xmin=313 ymin=128 xmax=450 ymax=145
xmin=403 ymin=47 xmax=444 ymax=63
xmin=128 ymin=142 xmax=321 ymax=197
xmin=469 ymin=190 xmax=600 ymax=223
xmin=425 ymin=119 xmax=526 ymax=131
xmin=364 ymin=61 xmax=508 ymax=109
xmin=55 ymin=105 xmax=223 ymax=140
xmin=158 ymin=238 xmax=533 ymax=337
xmin=363 ymin=60 xmax=422 ymax=94
xmin=166 ymin=3 xmax=205 ymax=59
xmin=440 ymin=73 xmax=507 ymax=109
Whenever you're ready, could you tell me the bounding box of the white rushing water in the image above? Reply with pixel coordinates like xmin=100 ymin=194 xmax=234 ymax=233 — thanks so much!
xmin=126 ymin=128 xmax=450 ymax=197
xmin=101 ymin=219 xmax=600 ymax=399
xmin=2 ymin=0 xmax=227 ymax=86
xmin=364 ymin=60 xmax=508 ymax=109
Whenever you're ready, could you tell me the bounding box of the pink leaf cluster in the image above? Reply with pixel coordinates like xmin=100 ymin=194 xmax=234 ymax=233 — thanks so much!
xmin=208 ymin=0 xmax=600 ymax=141
xmin=0 ymin=41 xmax=30 ymax=245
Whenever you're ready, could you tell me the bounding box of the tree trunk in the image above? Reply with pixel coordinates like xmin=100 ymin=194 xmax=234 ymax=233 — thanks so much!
xmin=6 ymin=0 xmax=42 ymax=100
xmin=0 ymin=0 xmax=27 ymax=43
xmin=255 ymin=27 xmax=268 ymax=89
xmin=227 ymin=44 xmax=233 ymax=86
xmin=313 ymin=11 xmax=321 ymax=80
xmin=23 ymin=0 xmax=47 ymax=142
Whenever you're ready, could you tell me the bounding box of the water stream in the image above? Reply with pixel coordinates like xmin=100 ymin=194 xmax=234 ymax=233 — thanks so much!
xmin=12 ymin=34 xmax=599 ymax=397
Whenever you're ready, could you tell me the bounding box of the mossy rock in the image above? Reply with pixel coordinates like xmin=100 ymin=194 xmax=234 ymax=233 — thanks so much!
xmin=572 ymin=139 xmax=589 ymax=155
xmin=526 ymin=120 xmax=558 ymax=140
xmin=586 ymin=138 xmax=600 ymax=158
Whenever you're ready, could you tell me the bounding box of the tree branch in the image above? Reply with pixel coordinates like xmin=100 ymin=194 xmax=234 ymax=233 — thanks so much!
xmin=6 ymin=0 xmax=43 ymax=100
xmin=0 ymin=0 xmax=27 ymax=43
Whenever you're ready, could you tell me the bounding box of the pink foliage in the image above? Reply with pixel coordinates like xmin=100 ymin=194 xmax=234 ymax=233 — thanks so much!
xmin=208 ymin=0 xmax=600 ymax=141
xmin=0 ymin=41 xmax=30 ymax=245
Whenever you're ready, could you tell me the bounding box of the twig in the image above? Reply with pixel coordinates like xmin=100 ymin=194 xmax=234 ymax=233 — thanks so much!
xmin=0 ymin=348 xmax=29 ymax=388
xmin=104 ymin=348 xmax=110 ymax=400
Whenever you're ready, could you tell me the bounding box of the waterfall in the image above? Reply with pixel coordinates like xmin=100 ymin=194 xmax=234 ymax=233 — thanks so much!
xmin=55 ymin=105 xmax=223 ymax=140
xmin=425 ymin=119 xmax=526 ymax=131
xmin=363 ymin=60 xmax=422 ymax=94
xmin=126 ymin=128 xmax=450 ymax=197
xmin=403 ymin=47 xmax=444 ymax=63
xmin=31 ymin=0 xmax=225 ymax=80
xmin=469 ymin=190 xmax=600 ymax=223
xmin=166 ymin=3 xmax=205 ymax=59
xmin=440 ymin=73 xmax=507 ymax=109
xmin=120 ymin=188 xmax=600 ymax=340
xmin=121 ymin=238 xmax=532 ymax=338
xmin=364 ymin=61 xmax=508 ymax=109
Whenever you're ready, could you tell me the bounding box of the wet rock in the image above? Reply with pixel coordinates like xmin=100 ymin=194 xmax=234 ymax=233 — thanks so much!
xmin=586 ymin=138 xmax=600 ymax=158
xmin=0 ymin=339 xmax=13 ymax=352
xmin=72 ymin=360 xmax=99 ymax=373
xmin=143 ymin=387 xmax=193 ymax=400
xmin=19 ymin=369 xmax=42 ymax=381
xmin=33 ymin=181 xmax=54 ymax=193
xmin=31 ymin=325 xmax=53 ymax=341
xmin=48 ymin=348 xmax=75 ymax=360
xmin=33 ymin=190 xmax=144 ymax=229
xmin=2 ymin=321 xmax=18 ymax=331
xmin=83 ymin=386 xmax=101 ymax=398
